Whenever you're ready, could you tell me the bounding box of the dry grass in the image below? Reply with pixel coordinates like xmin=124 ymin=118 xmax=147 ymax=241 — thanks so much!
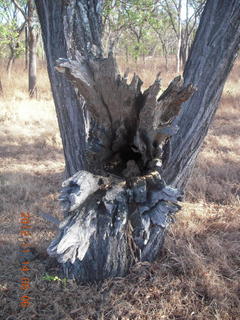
xmin=0 ymin=57 xmax=239 ymax=320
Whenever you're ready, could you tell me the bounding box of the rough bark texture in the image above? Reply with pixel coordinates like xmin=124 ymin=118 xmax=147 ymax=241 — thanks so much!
xmin=49 ymin=39 xmax=194 ymax=281
xmin=48 ymin=169 xmax=182 ymax=282
xmin=163 ymin=0 xmax=240 ymax=188
xmin=46 ymin=61 xmax=193 ymax=280
xmin=35 ymin=0 xmax=88 ymax=176
xmin=35 ymin=0 xmax=240 ymax=283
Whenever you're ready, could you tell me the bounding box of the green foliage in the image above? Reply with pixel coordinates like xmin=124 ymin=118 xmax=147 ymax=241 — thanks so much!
xmin=42 ymin=273 xmax=68 ymax=286
xmin=0 ymin=22 xmax=24 ymax=57
xmin=103 ymin=0 xmax=203 ymax=61
xmin=0 ymin=0 xmax=26 ymax=58
xmin=103 ymin=0 xmax=165 ymax=59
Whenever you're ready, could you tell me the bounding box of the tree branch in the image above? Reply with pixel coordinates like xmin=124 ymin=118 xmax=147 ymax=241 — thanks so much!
xmin=163 ymin=0 xmax=178 ymax=36
xmin=11 ymin=0 xmax=28 ymax=21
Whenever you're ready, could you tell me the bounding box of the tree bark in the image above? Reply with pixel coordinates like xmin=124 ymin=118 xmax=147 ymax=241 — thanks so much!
xmin=35 ymin=0 xmax=87 ymax=176
xmin=25 ymin=25 xmax=28 ymax=70
xmin=28 ymin=0 xmax=38 ymax=98
xmin=35 ymin=0 xmax=240 ymax=283
xmin=46 ymin=58 xmax=193 ymax=281
xmin=163 ymin=0 xmax=240 ymax=189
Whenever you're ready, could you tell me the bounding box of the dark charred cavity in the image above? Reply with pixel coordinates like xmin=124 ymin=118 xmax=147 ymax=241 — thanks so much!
xmin=104 ymin=144 xmax=144 ymax=178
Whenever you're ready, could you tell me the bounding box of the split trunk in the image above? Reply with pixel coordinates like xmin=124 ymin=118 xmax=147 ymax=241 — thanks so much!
xmin=35 ymin=0 xmax=240 ymax=282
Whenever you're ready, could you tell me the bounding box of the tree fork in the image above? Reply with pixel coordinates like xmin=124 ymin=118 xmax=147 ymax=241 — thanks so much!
xmin=35 ymin=0 xmax=240 ymax=282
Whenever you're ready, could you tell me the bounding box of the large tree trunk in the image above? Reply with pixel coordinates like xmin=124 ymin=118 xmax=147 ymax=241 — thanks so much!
xmin=35 ymin=1 xmax=87 ymax=176
xmin=35 ymin=0 xmax=240 ymax=283
xmin=163 ymin=0 xmax=240 ymax=189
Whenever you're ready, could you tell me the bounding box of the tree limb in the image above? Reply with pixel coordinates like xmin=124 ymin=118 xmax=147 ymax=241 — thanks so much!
xmin=11 ymin=0 xmax=28 ymax=21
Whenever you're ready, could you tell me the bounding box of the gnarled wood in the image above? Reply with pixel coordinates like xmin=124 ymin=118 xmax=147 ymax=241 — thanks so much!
xmin=56 ymin=53 xmax=194 ymax=174
xmin=48 ymin=168 xmax=181 ymax=282
xmin=35 ymin=0 xmax=240 ymax=283
xmin=48 ymin=50 xmax=194 ymax=281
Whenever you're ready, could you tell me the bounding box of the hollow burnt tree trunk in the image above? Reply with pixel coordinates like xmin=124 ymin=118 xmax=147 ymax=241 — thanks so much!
xmin=48 ymin=62 xmax=194 ymax=281
xmin=35 ymin=0 xmax=240 ymax=283
xmin=36 ymin=0 xmax=192 ymax=282
xmin=49 ymin=55 xmax=194 ymax=281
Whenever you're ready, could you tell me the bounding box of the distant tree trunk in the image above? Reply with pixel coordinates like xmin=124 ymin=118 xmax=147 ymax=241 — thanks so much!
xmin=35 ymin=0 xmax=240 ymax=283
xmin=25 ymin=25 xmax=28 ymax=70
xmin=0 ymin=78 xmax=4 ymax=96
xmin=164 ymin=0 xmax=182 ymax=73
xmin=185 ymin=0 xmax=189 ymax=65
xmin=180 ymin=34 xmax=187 ymax=68
xmin=181 ymin=0 xmax=189 ymax=68
xmin=7 ymin=45 xmax=15 ymax=78
xmin=176 ymin=0 xmax=182 ymax=73
xmin=28 ymin=0 xmax=38 ymax=98
xmin=125 ymin=44 xmax=129 ymax=63
xmin=157 ymin=34 xmax=168 ymax=71
xmin=163 ymin=44 xmax=168 ymax=71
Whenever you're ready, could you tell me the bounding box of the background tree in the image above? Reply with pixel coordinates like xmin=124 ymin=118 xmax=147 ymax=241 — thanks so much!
xmin=103 ymin=0 xmax=160 ymax=62
xmin=148 ymin=4 xmax=173 ymax=70
xmin=180 ymin=0 xmax=205 ymax=67
xmin=102 ymin=0 xmax=126 ymax=54
xmin=27 ymin=0 xmax=39 ymax=97
xmin=102 ymin=0 xmax=203 ymax=68
xmin=161 ymin=0 xmax=182 ymax=72
xmin=0 ymin=0 xmax=26 ymax=77
xmin=12 ymin=0 xmax=39 ymax=97
xmin=35 ymin=0 xmax=240 ymax=283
